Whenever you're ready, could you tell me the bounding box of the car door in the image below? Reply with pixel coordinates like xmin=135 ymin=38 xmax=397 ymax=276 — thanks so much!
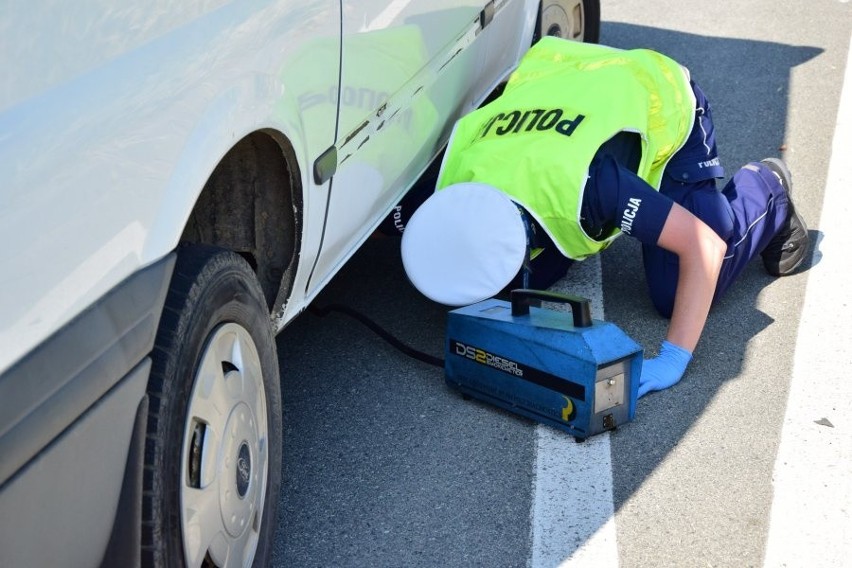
xmin=305 ymin=0 xmax=491 ymax=296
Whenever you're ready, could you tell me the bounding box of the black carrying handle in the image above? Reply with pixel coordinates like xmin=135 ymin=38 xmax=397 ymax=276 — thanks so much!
xmin=510 ymin=289 xmax=593 ymax=328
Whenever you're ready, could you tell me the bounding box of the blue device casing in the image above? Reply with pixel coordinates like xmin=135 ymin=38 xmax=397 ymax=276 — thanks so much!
xmin=445 ymin=290 xmax=642 ymax=440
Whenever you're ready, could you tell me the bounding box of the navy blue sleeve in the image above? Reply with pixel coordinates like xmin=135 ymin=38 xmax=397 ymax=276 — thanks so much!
xmin=583 ymin=154 xmax=674 ymax=247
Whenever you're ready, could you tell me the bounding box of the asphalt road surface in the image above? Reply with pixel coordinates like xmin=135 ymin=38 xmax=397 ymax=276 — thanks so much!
xmin=272 ymin=1 xmax=852 ymax=566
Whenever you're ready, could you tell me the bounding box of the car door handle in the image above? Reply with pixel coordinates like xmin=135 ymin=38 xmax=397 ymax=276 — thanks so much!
xmin=480 ymin=0 xmax=495 ymax=29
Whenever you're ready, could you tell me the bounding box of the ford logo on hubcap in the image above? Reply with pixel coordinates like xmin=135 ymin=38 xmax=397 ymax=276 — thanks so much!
xmin=236 ymin=442 xmax=251 ymax=498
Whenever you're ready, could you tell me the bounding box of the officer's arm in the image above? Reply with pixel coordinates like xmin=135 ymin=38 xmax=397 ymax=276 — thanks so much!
xmin=656 ymin=202 xmax=726 ymax=352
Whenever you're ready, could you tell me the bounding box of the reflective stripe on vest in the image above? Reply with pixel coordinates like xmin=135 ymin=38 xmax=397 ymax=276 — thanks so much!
xmin=437 ymin=38 xmax=696 ymax=260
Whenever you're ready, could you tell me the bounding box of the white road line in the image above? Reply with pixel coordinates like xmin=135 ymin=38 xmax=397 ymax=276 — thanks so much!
xmin=762 ymin=35 xmax=852 ymax=568
xmin=529 ymin=257 xmax=619 ymax=568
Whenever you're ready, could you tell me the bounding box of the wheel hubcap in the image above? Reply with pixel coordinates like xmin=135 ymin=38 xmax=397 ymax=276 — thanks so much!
xmin=542 ymin=1 xmax=585 ymax=41
xmin=181 ymin=323 xmax=269 ymax=568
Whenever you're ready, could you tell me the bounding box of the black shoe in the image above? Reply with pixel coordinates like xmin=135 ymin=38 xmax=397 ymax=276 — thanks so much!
xmin=759 ymin=158 xmax=809 ymax=276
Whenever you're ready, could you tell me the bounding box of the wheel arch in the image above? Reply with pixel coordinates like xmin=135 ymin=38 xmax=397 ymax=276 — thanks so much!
xmin=179 ymin=129 xmax=304 ymax=315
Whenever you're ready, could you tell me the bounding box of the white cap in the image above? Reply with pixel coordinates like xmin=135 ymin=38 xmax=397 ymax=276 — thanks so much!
xmin=401 ymin=182 xmax=527 ymax=306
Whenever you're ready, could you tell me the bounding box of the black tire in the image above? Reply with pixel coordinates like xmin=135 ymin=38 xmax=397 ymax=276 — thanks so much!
xmin=142 ymin=244 xmax=283 ymax=567
xmin=537 ymin=0 xmax=601 ymax=44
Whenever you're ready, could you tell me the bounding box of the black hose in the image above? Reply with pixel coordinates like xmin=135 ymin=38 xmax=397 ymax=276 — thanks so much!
xmin=308 ymin=303 xmax=445 ymax=369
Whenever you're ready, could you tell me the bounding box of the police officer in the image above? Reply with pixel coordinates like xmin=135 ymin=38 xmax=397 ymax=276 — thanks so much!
xmin=400 ymin=37 xmax=809 ymax=398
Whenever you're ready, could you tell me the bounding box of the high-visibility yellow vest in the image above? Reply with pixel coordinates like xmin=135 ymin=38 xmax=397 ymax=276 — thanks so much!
xmin=437 ymin=37 xmax=696 ymax=260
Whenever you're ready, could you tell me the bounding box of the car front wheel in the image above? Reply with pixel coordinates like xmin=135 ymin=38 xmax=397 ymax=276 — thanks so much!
xmin=143 ymin=245 xmax=283 ymax=567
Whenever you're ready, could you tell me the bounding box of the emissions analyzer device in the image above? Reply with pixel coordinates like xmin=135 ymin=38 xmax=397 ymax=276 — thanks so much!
xmin=445 ymin=289 xmax=642 ymax=440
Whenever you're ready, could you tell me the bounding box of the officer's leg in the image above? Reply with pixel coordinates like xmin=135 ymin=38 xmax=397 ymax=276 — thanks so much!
xmin=642 ymin=164 xmax=790 ymax=318
xmin=715 ymin=161 xmax=791 ymax=289
xmin=640 ymin=177 xmax=730 ymax=318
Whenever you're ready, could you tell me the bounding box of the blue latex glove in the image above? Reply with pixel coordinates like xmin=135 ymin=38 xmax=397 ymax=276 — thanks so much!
xmin=638 ymin=340 xmax=693 ymax=398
